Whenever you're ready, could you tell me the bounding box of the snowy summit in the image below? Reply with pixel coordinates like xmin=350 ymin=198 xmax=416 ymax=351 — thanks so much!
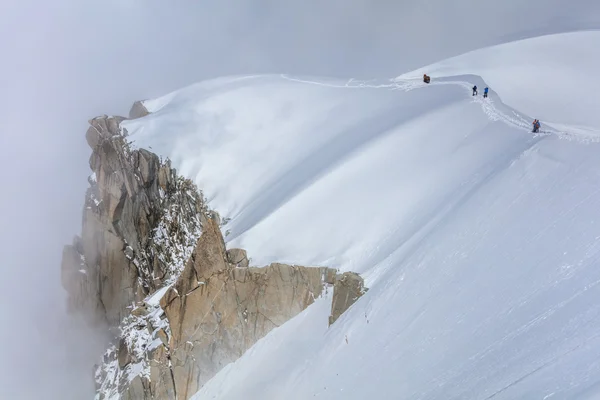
xmin=112 ymin=29 xmax=600 ymax=399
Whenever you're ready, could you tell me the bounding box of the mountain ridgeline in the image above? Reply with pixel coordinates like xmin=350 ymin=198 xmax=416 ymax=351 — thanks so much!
xmin=60 ymin=102 xmax=366 ymax=399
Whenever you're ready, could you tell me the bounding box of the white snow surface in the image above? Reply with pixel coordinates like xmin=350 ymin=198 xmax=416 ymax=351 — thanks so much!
xmin=400 ymin=30 xmax=600 ymax=131
xmin=122 ymin=31 xmax=600 ymax=399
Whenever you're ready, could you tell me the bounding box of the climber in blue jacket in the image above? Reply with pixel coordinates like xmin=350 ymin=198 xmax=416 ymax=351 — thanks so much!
xmin=483 ymin=87 xmax=489 ymax=98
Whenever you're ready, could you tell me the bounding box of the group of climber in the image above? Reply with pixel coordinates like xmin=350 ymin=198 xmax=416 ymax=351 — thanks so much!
xmin=471 ymin=85 xmax=489 ymax=98
xmin=423 ymin=74 xmax=542 ymax=134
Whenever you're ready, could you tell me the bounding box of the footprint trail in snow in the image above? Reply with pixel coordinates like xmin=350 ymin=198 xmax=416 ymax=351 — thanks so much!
xmin=281 ymin=74 xmax=600 ymax=144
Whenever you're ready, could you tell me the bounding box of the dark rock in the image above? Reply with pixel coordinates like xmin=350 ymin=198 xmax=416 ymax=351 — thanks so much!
xmin=118 ymin=338 xmax=131 ymax=369
xmin=129 ymin=101 xmax=150 ymax=119
xmin=136 ymin=149 xmax=159 ymax=187
xmin=323 ymin=267 xmax=337 ymax=285
xmin=329 ymin=272 xmax=366 ymax=325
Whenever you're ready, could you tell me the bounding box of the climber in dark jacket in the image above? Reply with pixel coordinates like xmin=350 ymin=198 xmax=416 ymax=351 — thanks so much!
xmin=472 ymin=85 xmax=478 ymax=96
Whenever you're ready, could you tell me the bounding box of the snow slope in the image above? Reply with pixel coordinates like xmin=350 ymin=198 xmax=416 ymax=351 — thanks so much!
xmin=121 ymin=31 xmax=600 ymax=399
xmin=400 ymin=31 xmax=600 ymax=131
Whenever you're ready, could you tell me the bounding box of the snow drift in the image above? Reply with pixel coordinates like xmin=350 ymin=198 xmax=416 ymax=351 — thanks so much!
xmin=120 ymin=30 xmax=600 ymax=399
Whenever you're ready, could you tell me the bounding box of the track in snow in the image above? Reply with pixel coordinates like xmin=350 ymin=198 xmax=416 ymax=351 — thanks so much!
xmin=281 ymin=74 xmax=600 ymax=143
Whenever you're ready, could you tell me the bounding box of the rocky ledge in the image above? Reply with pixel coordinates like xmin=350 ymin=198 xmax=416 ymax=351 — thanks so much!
xmin=61 ymin=107 xmax=366 ymax=400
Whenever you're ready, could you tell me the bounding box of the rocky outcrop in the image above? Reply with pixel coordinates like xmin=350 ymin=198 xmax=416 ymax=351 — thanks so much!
xmin=129 ymin=101 xmax=149 ymax=119
xmin=160 ymin=218 xmax=324 ymax=398
xmin=63 ymin=109 xmax=367 ymax=400
xmin=96 ymin=216 xmax=328 ymax=400
xmin=226 ymin=248 xmax=249 ymax=268
xmin=61 ymin=115 xmax=206 ymax=327
xmin=329 ymin=272 xmax=367 ymax=325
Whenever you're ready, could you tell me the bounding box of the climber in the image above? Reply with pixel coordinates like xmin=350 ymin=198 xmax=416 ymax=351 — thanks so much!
xmin=423 ymin=74 xmax=431 ymax=84
xmin=483 ymin=87 xmax=489 ymax=98
xmin=472 ymin=85 xmax=478 ymax=96
xmin=532 ymin=119 xmax=541 ymax=133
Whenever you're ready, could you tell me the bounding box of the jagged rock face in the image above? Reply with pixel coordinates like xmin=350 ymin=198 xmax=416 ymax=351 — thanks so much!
xmin=129 ymin=100 xmax=150 ymax=119
xmin=61 ymin=115 xmax=205 ymax=327
xmin=226 ymin=248 xmax=249 ymax=268
xmin=157 ymin=218 xmax=324 ymax=399
xmin=96 ymin=216 xmax=327 ymax=400
xmin=62 ymin=110 xmax=367 ymax=400
xmin=329 ymin=271 xmax=367 ymax=325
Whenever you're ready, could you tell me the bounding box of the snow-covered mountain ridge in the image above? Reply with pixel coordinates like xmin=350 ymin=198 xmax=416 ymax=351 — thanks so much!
xmin=188 ymin=33 xmax=600 ymax=399
xmin=63 ymin=29 xmax=600 ymax=399
xmin=123 ymin=31 xmax=600 ymax=286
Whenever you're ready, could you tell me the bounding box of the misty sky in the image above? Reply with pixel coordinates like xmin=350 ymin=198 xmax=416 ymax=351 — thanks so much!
xmin=1 ymin=0 xmax=599 ymax=398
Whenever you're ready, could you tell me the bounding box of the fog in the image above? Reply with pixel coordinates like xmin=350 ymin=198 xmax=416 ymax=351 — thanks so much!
xmin=1 ymin=0 xmax=599 ymax=398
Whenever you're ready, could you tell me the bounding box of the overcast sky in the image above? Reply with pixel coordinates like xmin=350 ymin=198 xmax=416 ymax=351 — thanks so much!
xmin=1 ymin=0 xmax=599 ymax=398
